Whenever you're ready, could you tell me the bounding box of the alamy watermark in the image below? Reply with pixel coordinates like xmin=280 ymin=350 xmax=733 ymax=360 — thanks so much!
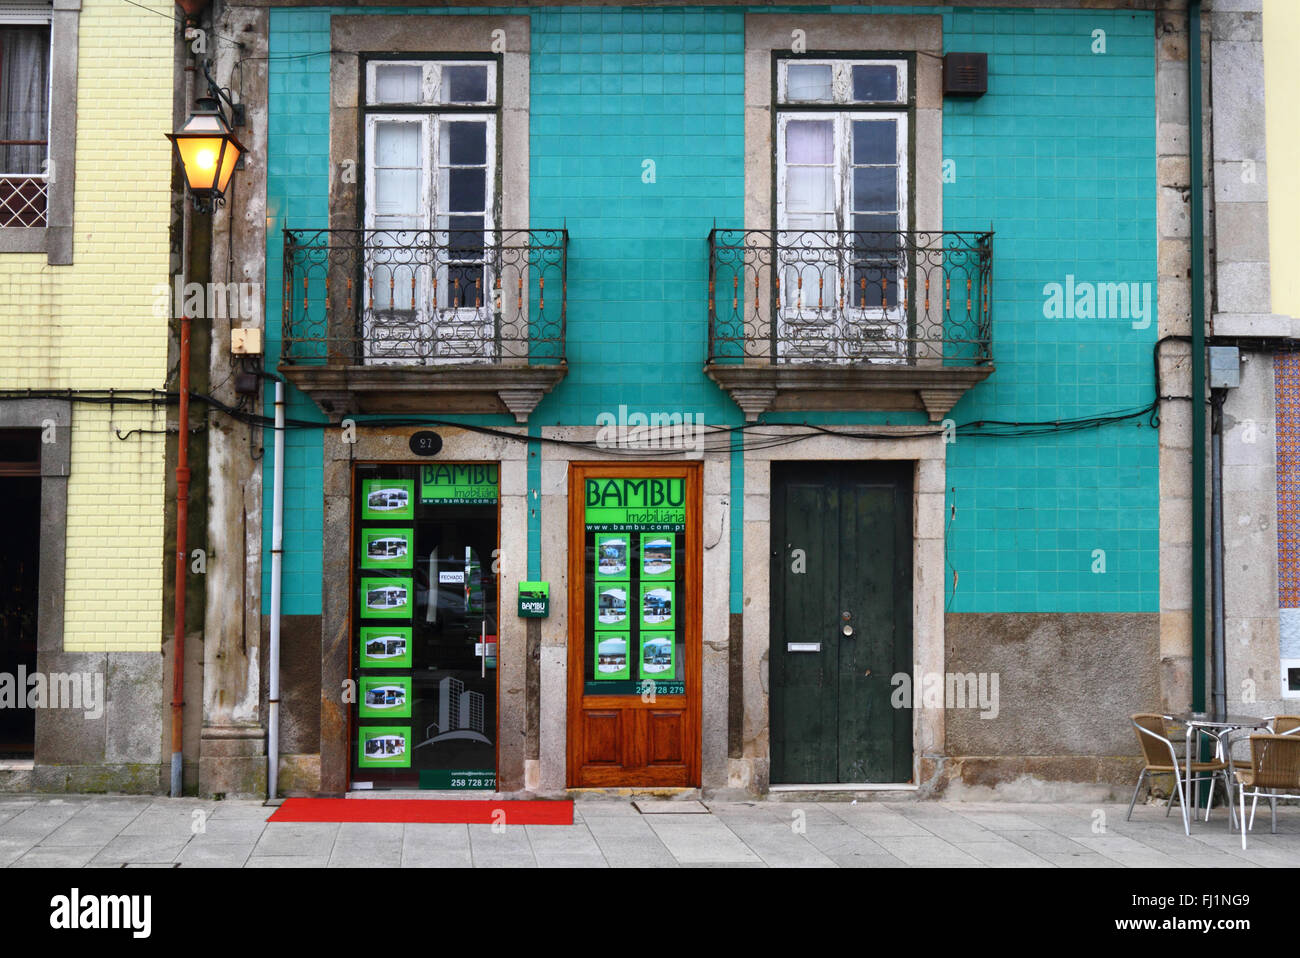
xmin=890 ymin=669 xmax=1000 ymax=720
xmin=153 ymin=276 xmax=262 ymax=321
xmin=1042 ymin=274 xmax=1152 ymax=330
xmin=595 ymin=405 xmax=705 ymax=454
xmin=0 ymin=669 xmax=104 ymax=720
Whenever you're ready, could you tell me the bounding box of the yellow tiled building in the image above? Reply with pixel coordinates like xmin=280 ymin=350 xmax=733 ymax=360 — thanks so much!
xmin=0 ymin=0 xmax=173 ymax=790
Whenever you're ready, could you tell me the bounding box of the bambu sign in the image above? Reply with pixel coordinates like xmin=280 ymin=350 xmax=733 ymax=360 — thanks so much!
xmin=420 ymin=463 xmax=499 ymax=505
xmin=585 ymin=477 xmax=685 ymax=531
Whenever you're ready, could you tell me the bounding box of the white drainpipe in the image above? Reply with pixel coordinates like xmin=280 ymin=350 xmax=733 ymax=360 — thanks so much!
xmin=267 ymin=379 xmax=285 ymax=801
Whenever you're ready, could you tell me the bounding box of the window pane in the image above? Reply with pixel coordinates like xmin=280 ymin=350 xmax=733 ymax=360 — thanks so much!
xmin=852 ymin=167 xmax=897 ymax=213
xmin=851 ymin=64 xmax=899 ymax=102
xmin=375 ymin=122 xmax=420 ymax=167
xmin=786 ymin=63 xmax=832 ymax=102
xmin=448 ymin=215 xmax=485 ymax=257
xmin=447 ymin=168 xmax=485 ymax=213
xmin=444 ymin=122 xmax=487 ymax=166
xmin=373 ymin=64 xmax=423 ymax=104
xmin=785 ymin=120 xmax=833 ymax=164
xmin=443 ymin=65 xmax=489 ymax=104
xmin=786 ymin=168 xmax=832 ymax=214
xmin=0 ymin=26 xmax=50 ymax=175
xmin=852 ymin=120 xmax=897 ymax=166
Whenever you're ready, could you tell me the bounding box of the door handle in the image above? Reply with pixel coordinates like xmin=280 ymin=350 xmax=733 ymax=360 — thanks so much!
xmin=842 ymin=624 xmax=854 ymax=636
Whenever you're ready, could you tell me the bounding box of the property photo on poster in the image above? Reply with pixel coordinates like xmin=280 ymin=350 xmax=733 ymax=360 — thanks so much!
xmin=360 ymin=576 xmax=414 ymax=619
xmin=359 ymin=626 xmax=413 ymax=669
xmin=640 ymin=584 xmax=675 ymax=631
xmin=639 ymin=634 xmax=675 ymax=680
xmin=596 ymin=534 xmax=630 ymax=578
xmin=359 ymin=675 xmax=413 ymax=719
xmin=361 ymin=479 xmax=415 ymax=521
xmin=360 ymin=528 xmax=413 ymax=570
xmin=357 ymin=726 xmax=411 ymax=768
xmin=595 ymin=585 xmax=628 ymax=630
xmin=641 ymin=536 xmax=674 ymax=579
xmin=594 ymin=634 xmax=630 ymax=680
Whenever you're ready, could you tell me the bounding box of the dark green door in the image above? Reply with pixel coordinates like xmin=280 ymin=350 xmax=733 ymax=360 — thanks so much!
xmin=770 ymin=461 xmax=912 ymax=784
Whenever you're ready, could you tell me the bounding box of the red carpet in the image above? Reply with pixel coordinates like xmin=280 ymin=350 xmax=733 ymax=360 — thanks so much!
xmin=268 ymin=797 xmax=573 ymax=825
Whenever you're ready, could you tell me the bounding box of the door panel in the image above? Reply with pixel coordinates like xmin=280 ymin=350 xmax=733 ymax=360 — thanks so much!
xmin=771 ymin=461 xmax=913 ymax=784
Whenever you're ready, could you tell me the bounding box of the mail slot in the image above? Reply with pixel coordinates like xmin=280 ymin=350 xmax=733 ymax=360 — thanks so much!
xmin=787 ymin=642 xmax=821 ymax=653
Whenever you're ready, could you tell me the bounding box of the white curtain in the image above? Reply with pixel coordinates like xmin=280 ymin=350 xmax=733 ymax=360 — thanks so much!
xmin=0 ymin=27 xmax=49 ymax=175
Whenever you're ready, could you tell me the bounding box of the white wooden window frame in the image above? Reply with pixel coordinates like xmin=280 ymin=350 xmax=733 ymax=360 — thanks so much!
xmin=363 ymin=76 xmax=498 ymax=364
xmin=777 ymin=58 xmax=907 ymax=106
xmin=774 ymin=106 xmax=909 ymax=363
xmin=365 ymin=59 xmax=497 ymax=107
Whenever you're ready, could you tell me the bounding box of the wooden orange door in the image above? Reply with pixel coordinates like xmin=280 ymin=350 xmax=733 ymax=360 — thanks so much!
xmin=566 ymin=463 xmax=701 ymax=787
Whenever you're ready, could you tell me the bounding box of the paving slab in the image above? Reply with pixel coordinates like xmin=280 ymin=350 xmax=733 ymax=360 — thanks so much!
xmin=873 ymin=835 xmax=985 ymax=867
xmin=251 ymin=822 xmax=340 ymax=858
xmin=10 ymin=844 xmax=100 ymax=868
xmin=402 ymin=823 xmax=473 ymax=868
xmin=645 ymin=817 xmax=763 ymax=864
xmin=468 ymin=822 xmax=537 ymax=867
xmin=89 ymin=834 xmax=190 ymax=867
xmin=175 ymin=842 xmax=256 ymax=868
xmin=953 ymin=840 xmax=1054 ymax=867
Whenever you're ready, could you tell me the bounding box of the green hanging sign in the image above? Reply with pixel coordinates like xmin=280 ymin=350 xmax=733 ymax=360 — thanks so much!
xmin=518 ymin=581 xmax=550 ymax=618
xmin=584 ymin=477 xmax=685 ymax=531
xmin=420 ymin=463 xmax=499 ymax=505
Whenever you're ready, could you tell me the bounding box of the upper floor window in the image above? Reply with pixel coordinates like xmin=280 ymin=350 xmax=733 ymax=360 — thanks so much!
xmin=363 ymin=58 xmax=500 ymax=363
xmin=0 ymin=20 xmax=50 ymax=228
xmin=774 ymin=57 xmax=910 ymax=361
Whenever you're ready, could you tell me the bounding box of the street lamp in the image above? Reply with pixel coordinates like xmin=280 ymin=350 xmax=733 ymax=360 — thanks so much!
xmin=167 ymin=95 xmax=245 ymax=213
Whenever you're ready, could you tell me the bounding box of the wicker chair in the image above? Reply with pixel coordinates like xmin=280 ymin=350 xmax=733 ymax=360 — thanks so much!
xmin=1128 ymin=713 xmax=1234 ymax=835
xmin=1235 ymin=716 xmax=1300 ymax=832
xmin=1236 ymin=733 xmax=1300 ymax=849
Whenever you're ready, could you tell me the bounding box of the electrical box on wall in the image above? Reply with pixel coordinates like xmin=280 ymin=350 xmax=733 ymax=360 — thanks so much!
xmin=1208 ymin=346 xmax=1240 ymax=389
xmin=943 ymin=53 xmax=988 ymax=98
xmin=231 ymin=327 xmax=262 ymax=355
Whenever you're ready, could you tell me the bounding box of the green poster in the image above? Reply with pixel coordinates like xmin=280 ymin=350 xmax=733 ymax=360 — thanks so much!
xmin=359 ymin=675 xmax=413 ymax=719
xmin=584 ymin=477 xmax=685 ymax=531
xmin=359 ymin=626 xmax=413 ymax=669
xmin=357 ymin=725 xmax=411 ymax=768
xmin=596 ymin=534 xmax=630 ymax=579
xmin=594 ymin=584 xmax=629 ymax=631
xmin=360 ymin=576 xmax=414 ymax=619
xmin=594 ymin=633 xmax=630 ymax=680
xmin=362 ymin=479 xmax=415 ymax=521
xmin=640 ymin=536 xmax=674 ymax=579
xmin=360 ymin=527 xmax=413 ymax=570
xmin=420 ymin=463 xmax=499 ymax=505
xmin=639 ymin=634 xmax=676 ymax=680
xmin=640 ymin=583 xmax=675 ymax=632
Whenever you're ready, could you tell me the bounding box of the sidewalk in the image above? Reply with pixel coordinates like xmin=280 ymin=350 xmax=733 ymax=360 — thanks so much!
xmin=1 ymin=795 xmax=1296 ymax=868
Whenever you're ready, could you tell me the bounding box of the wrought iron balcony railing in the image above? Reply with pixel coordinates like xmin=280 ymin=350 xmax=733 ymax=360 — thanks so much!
xmin=707 ymin=229 xmax=993 ymax=366
xmin=282 ymin=228 xmax=567 ymax=367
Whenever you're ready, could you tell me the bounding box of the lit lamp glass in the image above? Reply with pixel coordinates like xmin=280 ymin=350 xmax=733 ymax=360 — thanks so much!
xmin=166 ymin=97 xmax=245 ymax=210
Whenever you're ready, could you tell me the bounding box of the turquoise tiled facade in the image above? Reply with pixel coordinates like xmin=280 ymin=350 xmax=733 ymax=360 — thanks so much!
xmin=264 ymin=5 xmax=1158 ymax=617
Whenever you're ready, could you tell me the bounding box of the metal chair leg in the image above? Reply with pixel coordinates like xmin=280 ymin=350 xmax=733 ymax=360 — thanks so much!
xmin=1127 ymin=769 xmax=1147 ymax=822
xmin=1174 ymin=769 xmax=1191 ymax=836
xmin=1271 ymin=795 xmax=1278 ymax=835
xmin=1241 ymin=783 xmax=1249 ymax=850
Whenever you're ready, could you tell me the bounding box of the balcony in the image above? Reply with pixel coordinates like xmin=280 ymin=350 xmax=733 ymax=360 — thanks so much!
xmin=706 ymin=229 xmax=994 ymax=420
xmin=280 ymin=228 xmax=567 ymax=421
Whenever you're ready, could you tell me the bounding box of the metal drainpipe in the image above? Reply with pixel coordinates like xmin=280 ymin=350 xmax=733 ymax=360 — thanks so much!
xmin=268 ymin=380 xmax=285 ymax=802
xmin=1211 ymin=389 xmax=1226 ymax=720
xmin=170 ymin=51 xmax=197 ymax=800
xmin=1189 ymin=0 xmax=1208 ymax=717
